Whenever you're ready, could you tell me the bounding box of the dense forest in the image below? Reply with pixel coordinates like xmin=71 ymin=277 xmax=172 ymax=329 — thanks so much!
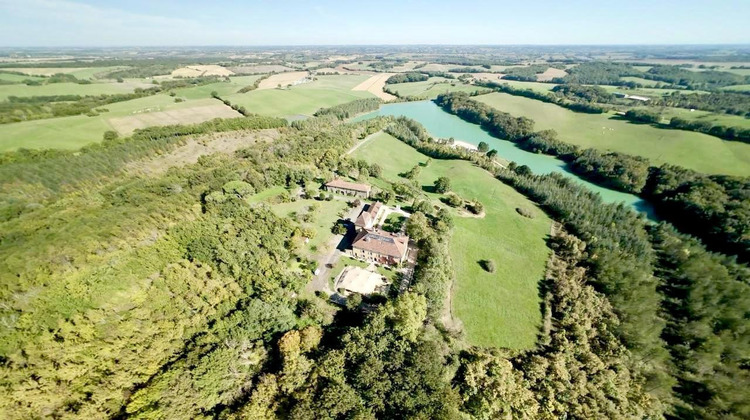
xmin=500 ymin=64 xmax=551 ymax=81
xmin=559 ymin=61 xmax=642 ymax=86
xmin=643 ymin=65 xmax=749 ymax=89
xmin=384 ymin=72 xmax=429 ymax=84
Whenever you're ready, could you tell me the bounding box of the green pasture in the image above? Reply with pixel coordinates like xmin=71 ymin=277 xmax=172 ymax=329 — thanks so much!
xmin=353 ymin=132 xmax=551 ymax=349
xmin=0 ymin=81 xmax=137 ymax=100
xmin=0 ymin=94 xmax=223 ymax=151
xmin=387 ymin=78 xmax=490 ymax=99
xmin=225 ymin=75 xmax=374 ymax=118
xmin=475 ymin=92 xmax=750 ymax=176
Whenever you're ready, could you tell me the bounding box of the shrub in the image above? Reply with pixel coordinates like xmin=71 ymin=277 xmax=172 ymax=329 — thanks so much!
xmin=434 ymin=176 xmax=451 ymax=193
xmin=516 ymin=207 xmax=534 ymax=218
xmin=479 ymin=259 xmax=496 ymax=273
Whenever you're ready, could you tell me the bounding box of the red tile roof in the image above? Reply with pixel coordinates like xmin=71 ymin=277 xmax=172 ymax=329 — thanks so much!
xmin=325 ymin=179 xmax=371 ymax=193
xmin=352 ymin=229 xmax=408 ymax=259
xmin=355 ymin=202 xmax=383 ymax=229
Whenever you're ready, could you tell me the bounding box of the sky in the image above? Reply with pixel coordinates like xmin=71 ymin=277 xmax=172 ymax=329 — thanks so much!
xmin=0 ymin=0 xmax=748 ymax=46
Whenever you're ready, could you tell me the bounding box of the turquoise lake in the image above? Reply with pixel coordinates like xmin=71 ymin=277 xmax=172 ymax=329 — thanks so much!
xmin=353 ymin=101 xmax=658 ymax=220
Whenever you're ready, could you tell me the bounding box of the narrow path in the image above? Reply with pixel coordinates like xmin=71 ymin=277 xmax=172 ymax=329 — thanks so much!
xmin=306 ymin=201 xmax=365 ymax=295
xmin=346 ymin=131 xmax=381 ymax=155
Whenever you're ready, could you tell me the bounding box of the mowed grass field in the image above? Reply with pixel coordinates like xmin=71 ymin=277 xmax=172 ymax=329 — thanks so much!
xmin=0 ymin=81 xmax=139 ymax=100
xmin=225 ymin=75 xmax=375 ymax=118
xmin=353 ymin=132 xmax=551 ymax=349
xmin=0 ymin=94 xmax=230 ymax=151
xmin=475 ymin=92 xmax=750 ymax=176
xmin=386 ymin=78 xmax=489 ymax=99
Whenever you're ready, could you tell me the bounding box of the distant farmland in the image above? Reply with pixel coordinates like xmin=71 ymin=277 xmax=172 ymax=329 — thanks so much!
xmin=226 ymin=74 xmax=374 ymax=118
xmin=475 ymin=92 xmax=750 ymax=176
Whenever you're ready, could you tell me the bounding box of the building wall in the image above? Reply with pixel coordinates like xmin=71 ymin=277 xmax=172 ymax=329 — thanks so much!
xmin=326 ymin=186 xmax=369 ymax=198
xmin=350 ymin=247 xmax=400 ymax=266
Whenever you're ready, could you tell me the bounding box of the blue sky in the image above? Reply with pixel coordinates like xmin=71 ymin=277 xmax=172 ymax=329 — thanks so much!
xmin=0 ymin=0 xmax=748 ymax=46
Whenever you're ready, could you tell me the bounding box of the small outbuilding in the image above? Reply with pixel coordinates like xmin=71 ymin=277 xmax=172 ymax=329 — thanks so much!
xmin=325 ymin=179 xmax=371 ymax=198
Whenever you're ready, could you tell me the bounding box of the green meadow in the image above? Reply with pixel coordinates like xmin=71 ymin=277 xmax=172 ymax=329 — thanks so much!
xmin=492 ymin=79 xmax=557 ymax=92
xmin=386 ymin=77 xmax=489 ymax=99
xmin=353 ymin=132 xmax=551 ymax=349
xmin=225 ymin=75 xmax=374 ymax=118
xmin=722 ymin=84 xmax=750 ymax=92
xmin=0 ymin=72 xmax=45 ymax=83
xmin=0 ymin=94 xmax=223 ymax=151
xmin=650 ymin=107 xmax=750 ymax=129
xmin=8 ymin=66 xmax=127 ymax=79
xmin=0 ymin=81 xmax=138 ymax=100
xmin=475 ymin=92 xmax=750 ymax=176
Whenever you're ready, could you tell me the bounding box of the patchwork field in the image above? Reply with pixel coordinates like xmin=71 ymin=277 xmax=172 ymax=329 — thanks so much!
xmin=226 ymin=74 xmax=373 ymax=118
xmin=172 ymin=75 xmax=263 ymax=99
xmin=352 ymin=73 xmax=397 ymax=100
xmin=257 ymin=71 xmax=309 ymax=90
xmin=475 ymin=92 xmax=750 ymax=176
xmin=171 ymin=65 xmax=234 ymax=77
xmin=228 ymin=65 xmax=295 ymax=74
xmin=353 ymin=132 xmax=551 ymax=349
xmin=385 ymin=78 xmax=488 ymax=99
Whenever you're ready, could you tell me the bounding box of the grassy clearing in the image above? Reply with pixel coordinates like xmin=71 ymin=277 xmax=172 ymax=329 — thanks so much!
xmin=494 ymin=80 xmax=557 ymax=92
xmin=0 ymin=72 xmax=45 ymax=83
xmin=226 ymin=75 xmax=374 ymax=118
xmin=353 ymin=132 xmax=551 ymax=349
xmin=270 ymin=198 xmax=348 ymax=259
xmin=475 ymin=92 xmax=750 ymax=176
xmin=722 ymin=84 xmax=750 ymax=92
xmin=246 ymin=185 xmax=288 ymax=204
xmin=386 ymin=78 xmax=487 ymax=99
xmin=641 ymin=106 xmax=750 ymax=129
xmin=620 ymin=76 xmax=661 ymax=87
xmin=0 ymin=81 xmax=138 ymax=100
xmin=0 ymin=94 xmax=223 ymax=151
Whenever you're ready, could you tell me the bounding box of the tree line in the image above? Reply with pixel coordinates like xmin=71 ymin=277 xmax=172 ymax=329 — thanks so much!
xmin=384 ymin=116 xmax=750 ymax=418
xmin=435 ymin=92 xmax=750 ymax=262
